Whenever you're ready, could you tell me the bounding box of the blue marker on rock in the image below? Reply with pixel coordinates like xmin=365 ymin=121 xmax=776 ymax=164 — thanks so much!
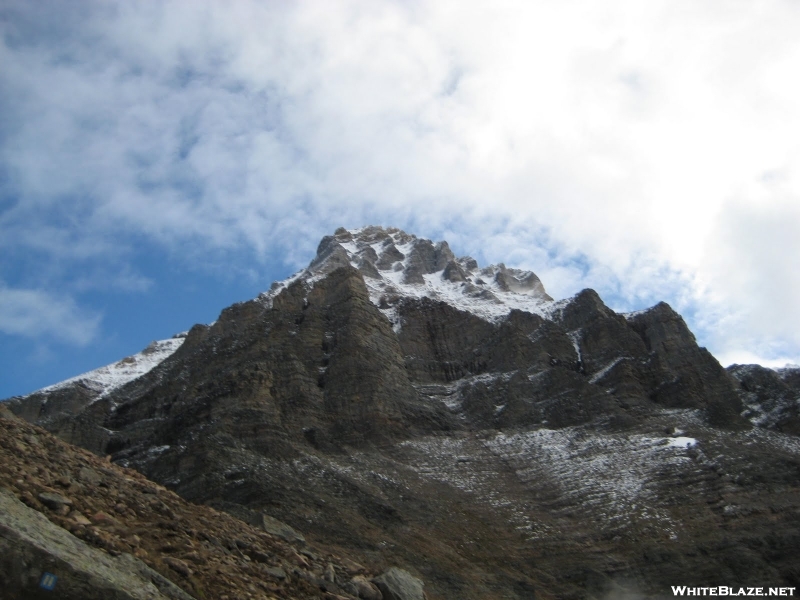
xmin=39 ymin=572 xmax=58 ymax=590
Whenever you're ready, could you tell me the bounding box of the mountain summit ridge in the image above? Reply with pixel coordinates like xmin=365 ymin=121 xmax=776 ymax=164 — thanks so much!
xmin=261 ymin=225 xmax=554 ymax=327
xmin=5 ymin=225 xmax=800 ymax=599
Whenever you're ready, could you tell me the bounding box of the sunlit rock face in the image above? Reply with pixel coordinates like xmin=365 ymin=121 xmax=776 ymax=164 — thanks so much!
xmin=6 ymin=226 xmax=799 ymax=600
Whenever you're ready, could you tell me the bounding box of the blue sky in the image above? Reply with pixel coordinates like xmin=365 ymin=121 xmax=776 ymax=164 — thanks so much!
xmin=2 ymin=0 xmax=800 ymax=399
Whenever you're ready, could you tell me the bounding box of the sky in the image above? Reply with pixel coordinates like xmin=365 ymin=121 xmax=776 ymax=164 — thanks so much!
xmin=2 ymin=0 xmax=799 ymax=399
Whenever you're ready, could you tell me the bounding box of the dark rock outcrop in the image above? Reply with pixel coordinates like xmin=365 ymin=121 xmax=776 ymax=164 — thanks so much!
xmin=403 ymin=240 xmax=454 ymax=284
xmin=626 ymin=302 xmax=747 ymax=428
xmin=729 ymin=364 xmax=800 ymax=434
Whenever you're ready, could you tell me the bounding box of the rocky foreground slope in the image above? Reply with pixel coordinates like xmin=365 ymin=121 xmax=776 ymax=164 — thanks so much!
xmin=5 ymin=226 xmax=800 ymax=599
xmin=0 ymin=411 xmax=422 ymax=599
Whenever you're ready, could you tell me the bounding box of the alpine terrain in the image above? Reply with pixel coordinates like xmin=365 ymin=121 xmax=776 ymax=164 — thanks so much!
xmin=3 ymin=226 xmax=800 ymax=599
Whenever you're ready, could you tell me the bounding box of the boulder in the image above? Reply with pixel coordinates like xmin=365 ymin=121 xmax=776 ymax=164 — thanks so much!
xmin=346 ymin=574 xmax=383 ymax=600
xmin=38 ymin=491 xmax=73 ymax=511
xmin=372 ymin=567 xmax=425 ymax=600
xmin=260 ymin=513 xmax=305 ymax=544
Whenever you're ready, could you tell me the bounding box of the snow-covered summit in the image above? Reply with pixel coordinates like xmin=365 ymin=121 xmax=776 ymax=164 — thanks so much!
xmin=37 ymin=335 xmax=186 ymax=401
xmin=260 ymin=226 xmax=554 ymax=324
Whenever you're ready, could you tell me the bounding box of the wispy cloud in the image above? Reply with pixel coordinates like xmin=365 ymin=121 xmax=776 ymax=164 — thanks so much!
xmin=0 ymin=284 xmax=101 ymax=346
xmin=1 ymin=0 xmax=798 ymax=366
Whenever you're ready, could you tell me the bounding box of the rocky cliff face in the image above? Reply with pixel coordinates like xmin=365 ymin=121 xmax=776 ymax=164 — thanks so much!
xmin=728 ymin=364 xmax=800 ymax=434
xmin=5 ymin=226 xmax=800 ymax=599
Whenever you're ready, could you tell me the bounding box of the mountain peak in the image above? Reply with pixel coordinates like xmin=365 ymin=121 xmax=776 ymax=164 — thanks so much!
xmin=265 ymin=226 xmax=553 ymax=325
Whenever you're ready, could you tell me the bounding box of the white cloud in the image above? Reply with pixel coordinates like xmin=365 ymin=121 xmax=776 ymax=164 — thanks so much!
xmin=699 ymin=197 xmax=800 ymax=364
xmin=0 ymin=284 xmax=102 ymax=346
xmin=1 ymin=0 xmax=799 ymax=365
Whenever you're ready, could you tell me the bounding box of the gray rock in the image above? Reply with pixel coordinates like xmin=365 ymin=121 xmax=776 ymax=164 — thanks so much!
xmin=372 ymin=567 xmax=425 ymax=600
xmin=38 ymin=491 xmax=73 ymax=511
xmin=376 ymin=243 xmax=405 ymax=270
xmin=492 ymin=264 xmax=551 ymax=299
xmin=308 ymin=235 xmax=352 ymax=274
xmin=0 ymin=489 xmax=193 ymax=600
xmin=345 ymin=575 xmax=383 ymax=600
xmin=358 ymin=256 xmax=382 ymax=279
xmin=260 ymin=513 xmax=305 ymax=544
xmin=78 ymin=466 xmax=103 ymax=486
xmin=402 ymin=239 xmax=454 ymax=284
xmin=264 ymin=566 xmax=287 ymax=580
xmin=458 ymin=256 xmax=479 ymax=272
xmin=442 ymin=260 xmax=468 ymax=282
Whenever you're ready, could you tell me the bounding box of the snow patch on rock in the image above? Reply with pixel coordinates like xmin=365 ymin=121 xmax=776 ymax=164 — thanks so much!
xmin=38 ymin=338 xmax=185 ymax=402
